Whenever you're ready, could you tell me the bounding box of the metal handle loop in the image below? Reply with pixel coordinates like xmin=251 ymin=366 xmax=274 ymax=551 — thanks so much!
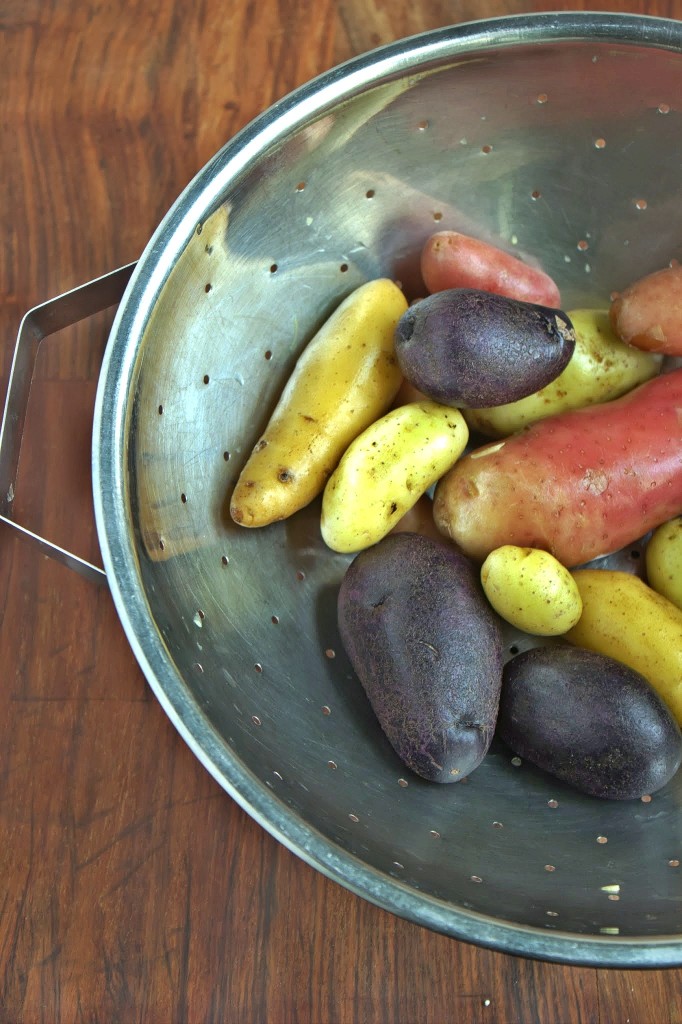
xmin=0 ymin=263 xmax=136 ymax=584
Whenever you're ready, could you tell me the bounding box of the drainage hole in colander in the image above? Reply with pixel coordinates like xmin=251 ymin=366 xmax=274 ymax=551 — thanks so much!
xmin=181 ymin=492 xmax=187 ymax=504
xmin=340 ymin=264 xmax=348 ymax=273
xmin=669 ymin=859 xmax=680 ymax=867
xmin=536 ymin=92 xmax=548 ymax=105
xmin=254 ymin=663 xmax=263 ymax=674
xmin=433 ymin=211 xmax=443 ymax=221
xmin=295 ymin=570 xmax=305 ymax=581
xmin=481 ymin=144 xmax=493 ymax=154
xmin=658 ymin=103 xmax=671 ymax=114
xmin=531 ymin=190 xmax=541 ymax=201
xmin=470 ymin=875 xmax=483 ymax=883
xmin=596 ymin=835 xmax=608 ymax=844
xmin=429 ymin=830 xmax=441 ymax=839
xmin=547 ymin=799 xmax=559 ymax=809
xmin=594 ymin=137 xmax=606 ymax=149
xmin=417 ymin=120 xmax=428 ymax=131
xmin=321 ymin=705 xmax=331 ymax=716
xmin=635 ymin=198 xmax=648 ymax=210
xmin=221 ymin=555 xmax=229 ymax=566
xmin=577 ymin=239 xmax=589 ymax=252
xmin=365 ymin=189 xmax=375 ymax=199
xmin=264 ymin=350 xmax=272 ymax=360
xmin=295 ymin=181 xmax=306 ymax=192
xmin=204 ymin=283 xmax=212 ymax=293
xmin=270 ymin=263 xmax=278 ymax=274
xmin=194 ymin=662 xmax=204 ymax=674
xmin=327 ymin=760 xmax=338 ymax=770
xmin=492 ymin=821 xmax=503 ymax=829
xmin=398 ymin=778 xmax=408 ymax=788
xmin=511 ymin=756 xmax=522 ymax=767
xmin=203 ymin=374 xmax=210 ymax=384
xmin=251 ymin=715 xmax=262 ymax=726
xmin=273 ymin=770 xmax=283 ymax=781
xmin=271 ymin=615 xmax=279 ymax=625
xmin=193 ymin=610 xmax=205 ymax=628
xmin=349 ymin=813 xmax=359 ymax=823
xmin=544 ymin=864 xmax=556 ymax=873
xmin=158 ymin=404 xmax=163 ymax=415
xmin=325 ymin=648 xmax=335 ymax=659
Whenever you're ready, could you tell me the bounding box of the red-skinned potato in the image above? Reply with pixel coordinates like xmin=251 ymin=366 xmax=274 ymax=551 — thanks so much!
xmin=421 ymin=230 xmax=561 ymax=307
xmin=433 ymin=368 xmax=682 ymax=567
xmin=610 ymin=263 xmax=682 ymax=356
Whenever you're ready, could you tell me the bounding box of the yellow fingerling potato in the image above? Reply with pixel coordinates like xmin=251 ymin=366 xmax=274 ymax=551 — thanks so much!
xmin=230 ymin=279 xmax=407 ymax=527
xmin=480 ymin=546 xmax=582 ymax=636
xmin=321 ymin=401 xmax=468 ymax=553
xmin=565 ymin=569 xmax=682 ymax=723
xmin=464 ymin=309 xmax=661 ymax=438
xmin=646 ymin=517 xmax=682 ymax=610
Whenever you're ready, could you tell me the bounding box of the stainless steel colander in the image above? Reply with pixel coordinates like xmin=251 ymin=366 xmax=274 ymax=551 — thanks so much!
xmin=10 ymin=12 xmax=682 ymax=967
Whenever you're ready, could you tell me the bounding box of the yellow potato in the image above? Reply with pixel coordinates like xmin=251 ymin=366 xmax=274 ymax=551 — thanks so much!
xmin=646 ymin=517 xmax=682 ymax=610
xmin=230 ymin=278 xmax=406 ymax=527
xmin=464 ymin=309 xmax=661 ymax=438
xmin=480 ymin=546 xmax=582 ymax=636
xmin=320 ymin=401 xmax=468 ymax=553
xmin=565 ymin=569 xmax=682 ymax=723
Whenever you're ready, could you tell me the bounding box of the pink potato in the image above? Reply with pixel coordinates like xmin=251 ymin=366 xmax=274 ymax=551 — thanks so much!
xmin=421 ymin=230 xmax=561 ymax=307
xmin=433 ymin=368 xmax=682 ymax=568
xmin=610 ymin=263 xmax=682 ymax=356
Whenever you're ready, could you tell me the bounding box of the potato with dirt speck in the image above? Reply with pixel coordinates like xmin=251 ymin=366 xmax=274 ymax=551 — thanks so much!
xmin=337 ymin=532 xmax=504 ymax=783
xmin=464 ymin=308 xmax=661 ymax=438
xmin=481 ymin=546 xmax=582 ymax=636
xmin=498 ymin=645 xmax=682 ymax=800
xmin=321 ymin=401 xmax=468 ymax=553
xmin=646 ymin=517 xmax=682 ymax=610
xmin=229 ymin=278 xmax=406 ymax=527
xmin=394 ymin=288 xmax=575 ymax=408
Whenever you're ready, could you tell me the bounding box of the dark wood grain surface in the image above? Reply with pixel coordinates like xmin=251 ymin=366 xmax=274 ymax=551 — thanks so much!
xmin=2 ymin=2 xmax=682 ymax=1021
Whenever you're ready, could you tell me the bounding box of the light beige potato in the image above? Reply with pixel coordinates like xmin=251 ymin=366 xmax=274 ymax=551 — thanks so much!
xmin=464 ymin=309 xmax=661 ymax=438
xmin=610 ymin=263 xmax=682 ymax=355
xmin=565 ymin=569 xmax=682 ymax=723
xmin=230 ymin=279 xmax=406 ymax=527
xmin=321 ymin=401 xmax=469 ymax=553
xmin=480 ymin=546 xmax=582 ymax=636
xmin=646 ymin=517 xmax=682 ymax=610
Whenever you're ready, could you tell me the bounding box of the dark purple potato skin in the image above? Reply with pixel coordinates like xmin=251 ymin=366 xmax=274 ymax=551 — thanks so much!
xmin=394 ymin=288 xmax=575 ymax=408
xmin=337 ymin=532 xmax=504 ymax=783
xmin=498 ymin=645 xmax=682 ymax=800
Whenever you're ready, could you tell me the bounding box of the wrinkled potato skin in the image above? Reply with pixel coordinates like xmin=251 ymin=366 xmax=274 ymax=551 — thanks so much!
xmin=321 ymin=402 xmax=468 ymax=553
xmin=465 ymin=309 xmax=661 ymax=439
xmin=498 ymin=645 xmax=682 ymax=800
xmin=646 ymin=517 xmax=682 ymax=610
xmin=337 ymin=533 xmax=503 ymax=783
xmin=610 ymin=263 xmax=682 ymax=355
xmin=565 ymin=569 xmax=682 ymax=724
xmin=480 ymin=546 xmax=582 ymax=636
xmin=230 ymin=279 xmax=406 ymax=527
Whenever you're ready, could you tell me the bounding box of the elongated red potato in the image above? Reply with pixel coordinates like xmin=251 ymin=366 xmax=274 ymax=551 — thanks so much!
xmin=610 ymin=263 xmax=682 ymax=355
xmin=421 ymin=230 xmax=561 ymax=306
xmin=433 ymin=368 xmax=682 ymax=567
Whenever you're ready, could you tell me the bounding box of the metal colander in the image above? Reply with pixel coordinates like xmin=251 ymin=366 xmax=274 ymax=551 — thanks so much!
xmin=78 ymin=13 xmax=682 ymax=966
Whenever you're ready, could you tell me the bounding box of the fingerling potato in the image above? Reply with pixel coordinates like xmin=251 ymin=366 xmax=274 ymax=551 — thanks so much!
xmin=321 ymin=401 xmax=468 ymax=553
xmin=230 ymin=278 xmax=406 ymax=527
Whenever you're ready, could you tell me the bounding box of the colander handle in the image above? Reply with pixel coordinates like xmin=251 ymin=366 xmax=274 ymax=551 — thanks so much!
xmin=0 ymin=263 xmax=136 ymax=585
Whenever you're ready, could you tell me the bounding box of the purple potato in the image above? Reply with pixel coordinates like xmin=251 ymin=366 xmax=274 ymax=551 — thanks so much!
xmin=498 ymin=645 xmax=682 ymax=800
xmin=394 ymin=288 xmax=575 ymax=407
xmin=337 ymin=532 xmax=504 ymax=783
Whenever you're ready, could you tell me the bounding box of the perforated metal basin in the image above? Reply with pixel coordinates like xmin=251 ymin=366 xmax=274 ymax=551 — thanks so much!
xmin=93 ymin=13 xmax=682 ymax=966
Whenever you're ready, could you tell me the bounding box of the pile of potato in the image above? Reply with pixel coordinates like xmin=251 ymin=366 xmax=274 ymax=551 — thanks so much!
xmin=229 ymin=230 xmax=682 ymax=801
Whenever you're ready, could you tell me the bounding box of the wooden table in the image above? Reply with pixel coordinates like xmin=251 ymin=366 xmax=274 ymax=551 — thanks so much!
xmin=2 ymin=1 xmax=682 ymax=1020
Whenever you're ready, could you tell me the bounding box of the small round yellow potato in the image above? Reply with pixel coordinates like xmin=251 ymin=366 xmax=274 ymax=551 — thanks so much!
xmin=646 ymin=517 xmax=682 ymax=610
xmin=480 ymin=546 xmax=583 ymax=636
